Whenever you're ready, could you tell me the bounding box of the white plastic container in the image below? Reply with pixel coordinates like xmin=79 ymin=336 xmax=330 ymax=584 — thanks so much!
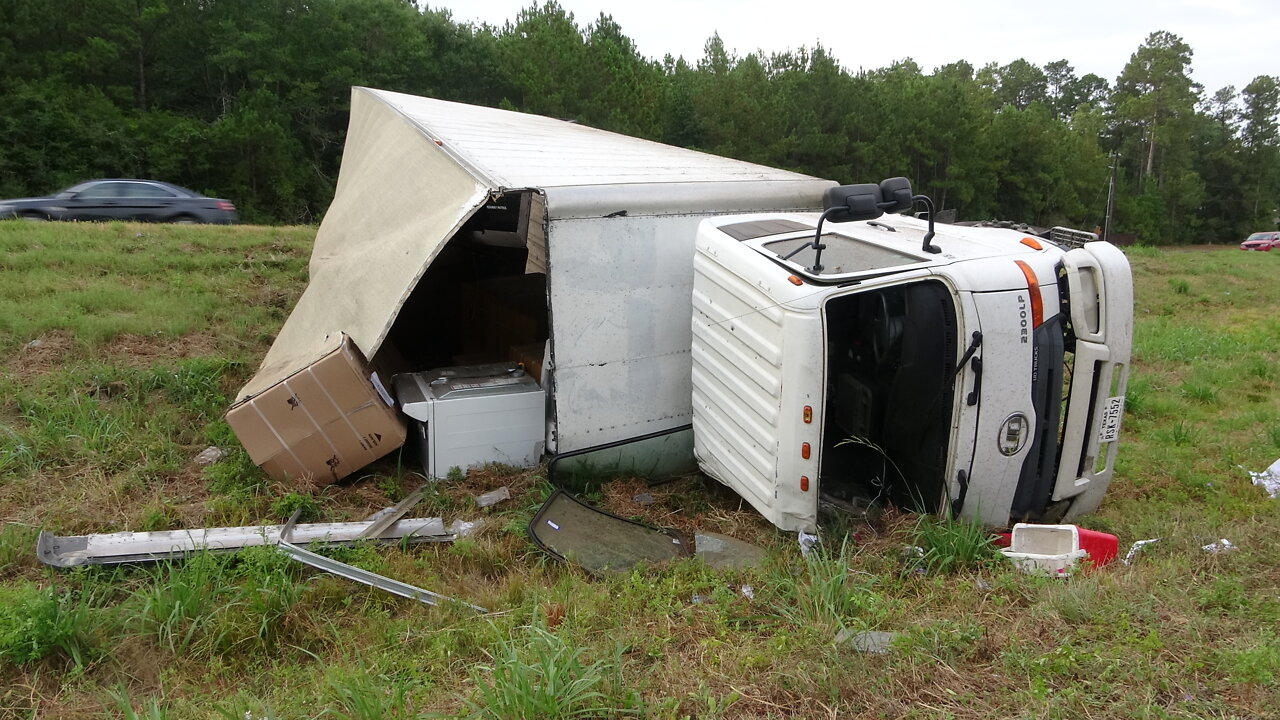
xmin=1001 ymin=523 xmax=1087 ymax=576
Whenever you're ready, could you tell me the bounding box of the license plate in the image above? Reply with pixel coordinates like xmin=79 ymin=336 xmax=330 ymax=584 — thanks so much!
xmin=1098 ymin=395 xmax=1124 ymax=442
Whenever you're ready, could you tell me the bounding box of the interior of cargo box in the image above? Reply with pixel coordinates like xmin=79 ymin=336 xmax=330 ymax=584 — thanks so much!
xmin=379 ymin=190 xmax=550 ymax=384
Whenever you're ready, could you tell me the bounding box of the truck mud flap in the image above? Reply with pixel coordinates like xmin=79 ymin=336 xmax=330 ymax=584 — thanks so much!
xmin=529 ymin=490 xmax=689 ymax=573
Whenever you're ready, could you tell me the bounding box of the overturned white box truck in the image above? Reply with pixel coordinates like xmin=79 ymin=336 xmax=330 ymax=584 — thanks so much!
xmin=230 ymin=88 xmax=1133 ymax=532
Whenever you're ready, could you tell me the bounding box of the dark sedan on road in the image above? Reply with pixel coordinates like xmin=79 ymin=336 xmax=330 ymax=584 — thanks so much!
xmin=0 ymin=179 xmax=237 ymax=224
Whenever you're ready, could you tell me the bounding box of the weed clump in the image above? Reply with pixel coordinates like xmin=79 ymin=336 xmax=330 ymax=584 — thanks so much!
xmin=462 ymin=621 xmax=639 ymax=719
xmin=130 ymin=547 xmax=305 ymax=659
xmin=270 ymin=492 xmax=320 ymax=522
xmin=0 ymin=582 xmax=96 ymax=666
xmin=770 ymin=539 xmax=889 ymax=635
xmin=911 ymin=515 xmax=1001 ymax=574
xmin=204 ymin=449 xmax=265 ymax=496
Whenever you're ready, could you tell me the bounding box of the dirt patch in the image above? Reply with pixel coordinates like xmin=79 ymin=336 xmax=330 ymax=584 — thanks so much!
xmin=597 ymin=476 xmax=703 ymax=534
xmin=594 ymin=474 xmax=782 ymax=547
xmin=4 ymin=331 xmax=231 ymax=383
xmin=452 ymin=463 xmax=546 ymax=503
xmin=0 ymin=665 xmax=104 ymax=720
xmin=1163 ymin=244 xmax=1250 ymax=252
xmin=157 ymin=465 xmax=217 ymax=529
xmin=99 ymin=332 xmax=226 ymax=368
xmin=4 ymin=330 xmax=77 ymax=379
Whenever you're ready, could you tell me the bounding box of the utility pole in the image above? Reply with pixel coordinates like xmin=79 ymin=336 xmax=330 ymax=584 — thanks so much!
xmin=1103 ymin=154 xmax=1118 ymax=243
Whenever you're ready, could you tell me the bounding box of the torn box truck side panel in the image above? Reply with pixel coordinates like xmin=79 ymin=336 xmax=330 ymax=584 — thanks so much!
xmin=229 ymin=87 xmax=833 ymax=484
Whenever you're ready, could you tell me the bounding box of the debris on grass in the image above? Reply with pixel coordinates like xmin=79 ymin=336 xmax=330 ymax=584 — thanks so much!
xmin=798 ymin=531 xmax=820 ymax=557
xmin=899 ymin=545 xmax=925 ymax=562
xmin=1201 ymin=538 xmax=1237 ymax=554
xmin=694 ymin=532 xmax=767 ymax=570
xmin=1243 ymin=458 xmax=1280 ymax=498
xmin=1000 ymin=524 xmax=1088 ymax=576
xmin=448 ymin=518 xmax=486 ymax=537
xmin=529 ymin=490 xmax=688 ymax=573
xmin=356 ymin=483 xmax=428 ymax=539
xmin=278 ymin=539 xmax=486 ymax=612
xmin=192 ymin=446 xmax=227 ymax=466
xmin=475 ymin=486 xmax=511 ymax=508
xmin=36 ymin=517 xmax=453 ymax=567
xmin=835 ymin=628 xmax=898 ymax=654
xmin=632 ymin=492 xmax=655 ymax=505
xmin=1123 ymin=538 xmax=1160 ymax=565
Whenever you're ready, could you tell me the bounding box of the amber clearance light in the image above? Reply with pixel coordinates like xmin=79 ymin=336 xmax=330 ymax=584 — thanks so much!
xmin=1014 ymin=260 xmax=1044 ymax=328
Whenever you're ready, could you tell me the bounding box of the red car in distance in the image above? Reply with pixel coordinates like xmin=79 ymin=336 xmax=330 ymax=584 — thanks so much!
xmin=1240 ymin=231 xmax=1280 ymax=251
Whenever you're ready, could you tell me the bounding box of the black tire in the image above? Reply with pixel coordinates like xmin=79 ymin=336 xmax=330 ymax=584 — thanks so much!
xmin=170 ymin=214 xmax=199 ymax=225
xmin=20 ymin=212 xmax=49 ymax=222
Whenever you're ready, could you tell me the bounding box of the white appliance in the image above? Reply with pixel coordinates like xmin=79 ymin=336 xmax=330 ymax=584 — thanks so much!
xmin=394 ymin=363 xmax=545 ymax=479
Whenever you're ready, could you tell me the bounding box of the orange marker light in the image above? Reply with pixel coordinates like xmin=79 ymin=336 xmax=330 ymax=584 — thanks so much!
xmin=1014 ymin=260 xmax=1044 ymax=328
xmin=800 ymin=476 xmax=810 ymax=492
xmin=801 ymin=442 xmax=811 ymax=459
xmin=787 ymin=275 xmax=803 ymax=286
xmin=1020 ymin=237 xmax=1043 ymax=250
xmin=803 ymin=405 xmax=813 ymax=424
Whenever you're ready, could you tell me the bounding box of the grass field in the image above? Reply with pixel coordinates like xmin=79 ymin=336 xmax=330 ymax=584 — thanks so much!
xmin=1 ymin=221 xmax=1278 ymax=719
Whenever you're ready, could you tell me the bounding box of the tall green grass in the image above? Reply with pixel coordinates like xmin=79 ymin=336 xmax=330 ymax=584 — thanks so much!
xmin=2 ymin=227 xmax=1278 ymax=717
xmin=462 ymin=622 xmax=640 ymax=719
xmin=912 ymin=514 xmax=1002 ymax=574
xmin=770 ymin=539 xmax=889 ymax=633
xmin=0 ymin=581 xmax=98 ymax=666
xmin=0 ymin=221 xmax=312 ymax=351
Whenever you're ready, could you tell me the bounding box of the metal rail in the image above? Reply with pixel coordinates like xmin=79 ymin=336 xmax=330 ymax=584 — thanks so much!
xmin=277 ymin=540 xmax=487 ymax=613
xmin=36 ymin=517 xmax=450 ymax=568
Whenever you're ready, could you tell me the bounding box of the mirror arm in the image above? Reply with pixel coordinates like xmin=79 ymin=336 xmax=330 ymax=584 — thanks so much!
xmin=913 ymin=195 xmax=941 ymax=254
xmin=783 ymin=205 xmax=841 ymax=269
xmin=807 ymin=205 xmax=844 ymax=272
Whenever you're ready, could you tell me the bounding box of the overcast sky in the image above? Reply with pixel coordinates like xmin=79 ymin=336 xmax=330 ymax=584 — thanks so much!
xmin=427 ymin=0 xmax=1278 ymax=96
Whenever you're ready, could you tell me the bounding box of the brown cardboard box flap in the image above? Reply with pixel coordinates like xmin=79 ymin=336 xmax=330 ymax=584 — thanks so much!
xmin=227 ymin=333 xmax=405 ymax=485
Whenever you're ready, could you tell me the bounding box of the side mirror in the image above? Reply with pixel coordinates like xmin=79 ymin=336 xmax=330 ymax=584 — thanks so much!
xmin=878 ymin=177 xmax=914 ymax=213
xmin=823 ymin=184 xmax=884 ymax=223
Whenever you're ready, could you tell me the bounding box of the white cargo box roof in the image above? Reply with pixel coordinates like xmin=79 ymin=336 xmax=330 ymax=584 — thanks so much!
xmin=238 ymin=88 xmax=830 ymax=402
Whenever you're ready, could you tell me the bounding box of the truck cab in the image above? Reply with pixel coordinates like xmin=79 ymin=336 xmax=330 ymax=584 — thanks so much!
xmin=691 ymin=180 xmax=1133 ymax=531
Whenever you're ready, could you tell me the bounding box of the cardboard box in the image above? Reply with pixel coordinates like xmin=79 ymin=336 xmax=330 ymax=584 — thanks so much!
xmin=227 ymin=333 xmax=406 ymax=487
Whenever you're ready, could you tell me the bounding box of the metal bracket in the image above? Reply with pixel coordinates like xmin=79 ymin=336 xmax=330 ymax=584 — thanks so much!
xmin=277 ymin=540 xmax=486 ymax=613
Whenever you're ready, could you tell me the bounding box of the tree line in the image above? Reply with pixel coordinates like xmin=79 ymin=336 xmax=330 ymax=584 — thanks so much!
xmin=1 ymin=0 xmax=1276 ymax=242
